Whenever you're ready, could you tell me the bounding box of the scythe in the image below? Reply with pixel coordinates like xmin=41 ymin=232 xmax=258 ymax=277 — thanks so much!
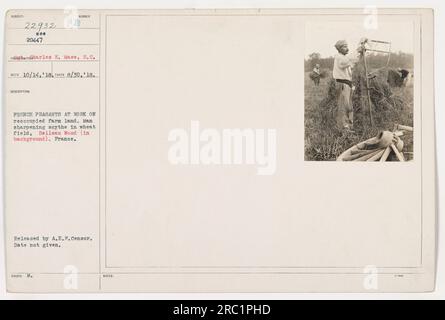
xmin=358 ymin=39 xmax=392 ymax=127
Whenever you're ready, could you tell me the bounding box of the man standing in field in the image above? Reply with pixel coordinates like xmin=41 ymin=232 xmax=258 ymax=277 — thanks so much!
xmin=312 ymin=63 xmax=321 ymax=86
xmin=333 ymin=40 xmax=355 ymax=130
xmin=398 ymin=67 xmax=410 ymax=86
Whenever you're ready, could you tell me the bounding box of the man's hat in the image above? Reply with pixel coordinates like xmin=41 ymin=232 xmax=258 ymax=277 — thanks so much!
xmin=335 ymin=40 xmax=348 ymax=50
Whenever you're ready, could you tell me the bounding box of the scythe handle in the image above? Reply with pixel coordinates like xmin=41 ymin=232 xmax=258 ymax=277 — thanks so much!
xmin=370 ymin=39 xmax=391 ymax=44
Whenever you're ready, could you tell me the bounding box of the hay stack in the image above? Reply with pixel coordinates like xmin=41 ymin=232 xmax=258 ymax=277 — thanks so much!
xmin=318 ymin=61 xmax=407 ymax=132
xmin=387 ymin=68 xmax=405 ymax=87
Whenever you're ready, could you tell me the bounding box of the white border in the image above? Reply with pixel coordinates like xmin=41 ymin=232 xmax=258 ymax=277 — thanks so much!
xmin=0 ymin=0 xmax=443 ymax=300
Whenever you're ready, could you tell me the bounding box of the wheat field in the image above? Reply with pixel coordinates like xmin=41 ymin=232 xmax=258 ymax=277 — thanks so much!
xmin=304 ymin=71 xmax=414 ymax=161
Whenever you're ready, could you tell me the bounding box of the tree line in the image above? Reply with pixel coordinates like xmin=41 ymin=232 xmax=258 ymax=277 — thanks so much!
xmin=305 ymin=51 xmax=414 ymax=72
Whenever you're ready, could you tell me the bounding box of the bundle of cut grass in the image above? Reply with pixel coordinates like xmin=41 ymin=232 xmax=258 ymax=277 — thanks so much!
xmin=318 ymin=64 xmax=408 ymax=128
xmin=352 ymin=63 xmax=408 ymax=128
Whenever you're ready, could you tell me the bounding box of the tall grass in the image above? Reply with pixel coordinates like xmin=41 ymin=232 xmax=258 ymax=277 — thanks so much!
xmin=304 ymin=71 xmax=413 ymax=161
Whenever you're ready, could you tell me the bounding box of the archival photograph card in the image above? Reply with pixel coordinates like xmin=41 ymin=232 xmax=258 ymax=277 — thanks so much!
xmin=3 ymin=8 xmax=436 ymax=293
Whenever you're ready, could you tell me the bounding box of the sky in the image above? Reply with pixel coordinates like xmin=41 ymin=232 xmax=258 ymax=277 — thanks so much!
xmin=305 ymin=20 xmax=414 ymax=58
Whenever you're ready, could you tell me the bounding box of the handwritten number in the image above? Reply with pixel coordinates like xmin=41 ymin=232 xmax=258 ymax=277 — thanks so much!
xmin=25 ymin=22 xmax=57 ymax=29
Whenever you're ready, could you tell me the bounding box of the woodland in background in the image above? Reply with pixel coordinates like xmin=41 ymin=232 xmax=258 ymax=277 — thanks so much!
xmin=305 ymin=52 xmax=414 ymax=72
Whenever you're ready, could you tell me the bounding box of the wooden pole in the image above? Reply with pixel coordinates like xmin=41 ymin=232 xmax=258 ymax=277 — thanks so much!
xmin=380 ymin=147 xmax=392 ymax=162
xmin=390 ymin=144 xmax=405 ymax=162
xmin=396 ymin=124 xmax=413 ymax=132
xmin=363 ymin=49 xmax=374 ymax=127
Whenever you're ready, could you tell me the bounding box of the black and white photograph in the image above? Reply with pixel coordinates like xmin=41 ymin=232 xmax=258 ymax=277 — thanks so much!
xmin=305 ymin=21 xmax=414 ymax=161
xmin=0 ymin=3 xmax=442 ymax=302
